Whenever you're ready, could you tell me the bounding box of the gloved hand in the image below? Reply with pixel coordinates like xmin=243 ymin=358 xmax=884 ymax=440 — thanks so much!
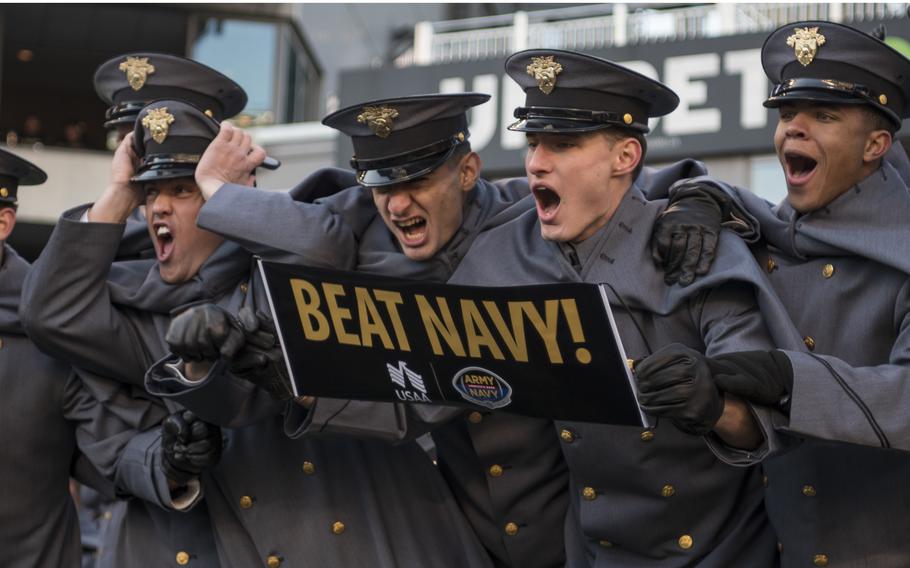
xmin=635 ymin=343 xmax=725 ymax=436
xmin=165 ymin=303 xmax=245 ymax=362
xmin=651 ymin=183 xmax=732 ymax=286
xmin=709 ymin=350 xmax=793 ymax=410
xmin=161 ymin=410 xmax=223 ymax=486
xmin=229 ymin=308 xmax=295 ymax=402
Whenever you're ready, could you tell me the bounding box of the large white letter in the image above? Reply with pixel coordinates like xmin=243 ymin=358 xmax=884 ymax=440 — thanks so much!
xmin=662 ymin=53 xmax=721 ymax=136
xmin=500 ymin=75 xmax=527 ymax=150
xmin=723 ymin=48 xmax=767 ymax=129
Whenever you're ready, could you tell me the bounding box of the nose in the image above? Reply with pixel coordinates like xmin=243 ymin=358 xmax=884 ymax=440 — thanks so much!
xmin=784 ymin=111 xmax=809 ymax=139
xmin=149 ymin=192 xmax=173 ymax=216
xmin=386 ymin=189 xmax=413 ymax=217
xmin=526 ymin=144 xmax=553 ymax=177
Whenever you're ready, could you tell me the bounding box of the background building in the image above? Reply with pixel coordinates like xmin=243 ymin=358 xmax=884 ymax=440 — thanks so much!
xmin=3 ymin=3 xmax=908 ymax=258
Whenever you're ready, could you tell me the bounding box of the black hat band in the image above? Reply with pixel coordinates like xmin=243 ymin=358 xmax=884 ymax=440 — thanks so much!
xmin=138 ymin=153 xmax=202 ymax=170
xmin=510 ymin=106 xmax=649 ymax=133
xmin=768 ymin=77 xmax=901 ymax=125
xmin=356 ymin=143 xmax=460 ymax=188
xmin=351 ymin=135 xmax=464 ymax=171
xmin=351 ymin=115 xmax=468 ymax=158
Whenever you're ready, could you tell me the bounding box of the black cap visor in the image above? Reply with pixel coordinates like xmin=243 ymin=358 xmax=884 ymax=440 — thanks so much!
xmin=509 ymin=106 xmax=650 ymax=133
xmin=765 ymin=77 xmax=901 ymax=126
xmin=355 ymin=144 xmax=458 ymax=188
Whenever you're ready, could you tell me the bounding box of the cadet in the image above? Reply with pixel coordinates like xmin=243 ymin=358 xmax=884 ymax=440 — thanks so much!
xmin=74 ymin=52 xmax=250 ymax=566
xmin=447 ymin=49 xmax=787 ymax=566
xmin=645 ymin=21 xmax=910 ymax=567
xmin=147 ymin=93 xmax=535 ymax=567
xmin=0 ymin=149 xmax=156 ymax=567
xmin=21 ymin=100 xmax=261 ymax=567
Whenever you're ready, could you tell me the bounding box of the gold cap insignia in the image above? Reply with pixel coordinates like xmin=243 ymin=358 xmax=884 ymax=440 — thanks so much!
xmin=357 ymin=105 xmax=399 ymax=138
xmin=118 ymin=56 xmax=156 ymax=91
xmin=526 ymin=56 xmax=563 ymax=94
xmin=142 ymin=107 xmax=175 ymax=144
xmin=786 ymin=27 xmax=826 ymax=67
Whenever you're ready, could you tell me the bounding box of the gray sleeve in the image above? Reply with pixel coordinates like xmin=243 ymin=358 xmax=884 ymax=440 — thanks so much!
xmin=781 ymin=279 xmax=910 ymax=450
xmin=197 ymin=184 xmax=376 ymax=270
xmin=21 ymin=207 xmax=154 ymax=385
xmin=113 ymin=428 xmax=202 ymax=511
xmin=145 ymin=355 xmax=285 ymax=428
xmin=694 ymin=281 xmax=781 ymax=465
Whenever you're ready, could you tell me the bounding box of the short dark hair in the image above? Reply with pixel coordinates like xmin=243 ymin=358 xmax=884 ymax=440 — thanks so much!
xmin=862 ymin=105 xmax=898 ymax=136
xmin=601 ymin=127 xmax=648 ymax=180
xmin=449 ymin=140 xmax=472 ymax=162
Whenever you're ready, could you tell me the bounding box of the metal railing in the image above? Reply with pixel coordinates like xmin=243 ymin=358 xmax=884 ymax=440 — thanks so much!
xmin=400 ymin=2 xmax=908 ymax=66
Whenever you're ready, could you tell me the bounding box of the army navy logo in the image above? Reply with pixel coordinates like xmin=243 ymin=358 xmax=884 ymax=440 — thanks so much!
xmin=357 ymin=105 xmax=399 ymax=138
xmin=387 ymin=360 xmax=431 ymax=403
xmin=119 ymin=56 xmax=156 ymax=91
xmin=452 ymin=367 xmax=513 ymax=410
xmin=142 ymin=107 xmax=175 ymax=144
xmin=787 ymin=27 xmax=826 ymax=67
xmin=526 ymin=55 xmax=563 ymax=94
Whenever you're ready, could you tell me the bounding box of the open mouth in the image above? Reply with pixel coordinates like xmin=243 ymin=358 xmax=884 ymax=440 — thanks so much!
xmin=394 ymin=217 xmax=428 ymax=247
xmin=154 ymin=223 xmax=175 ymax=263
xmin=783 ymin=150 xmax=818 ymax=186
xmin=533 ymin=185 xmax=561 ymax=222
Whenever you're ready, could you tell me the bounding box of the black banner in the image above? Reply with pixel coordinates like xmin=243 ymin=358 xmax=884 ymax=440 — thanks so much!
xmin=258 ymin=260 xmax=646 ymax=426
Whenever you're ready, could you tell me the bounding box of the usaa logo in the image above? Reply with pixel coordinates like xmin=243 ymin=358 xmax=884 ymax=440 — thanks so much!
xmin=452 ymin=367 xmax=513 ymax=410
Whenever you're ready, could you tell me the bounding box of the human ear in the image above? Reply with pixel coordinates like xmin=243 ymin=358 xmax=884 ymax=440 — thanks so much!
xmin=863 ymin=129 xmax=892 ymax=164
xmin=0 ymin=207 xmax=16 ymax=241
xmin=612 ymin=137 xmax=642 ymax=178
xmin=459 ymin=152 xmax=482 ymax=192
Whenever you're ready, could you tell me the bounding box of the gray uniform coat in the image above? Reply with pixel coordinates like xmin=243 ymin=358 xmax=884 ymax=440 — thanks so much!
xmin=20 ymin=211 xmax=240 ymax=568
xmin=691 ymin=147 xmax=910 ymax=567
xmin=140 ymin=173 xmax=526 ymax=567
xmin=447 ymin=177 xmax=786 ymax=567
xmin=0 ymin=245 xmax=144 ymax=568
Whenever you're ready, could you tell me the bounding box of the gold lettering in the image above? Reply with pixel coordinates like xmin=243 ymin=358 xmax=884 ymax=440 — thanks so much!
xmin=483 ymin=301 xmax=529 ymax=362
xmin=561 ymin=298 xmax=592 ymax=364
xmin=461 ymin=299 xmax=505 ymax=359
xmin=416 ymin=295 xmax=466 ymax=357
xmin=373 ymin=290 xmax=411 ymax=351
xmin=519 ymin=300 xmax=564 ymax=364
xmin=354 ymin=287 xmax=395 ymax=349
xmin=322 ymin=283 xmax=360 ymax=346
xmin=290 ymin=279 xmax=330 ymax=341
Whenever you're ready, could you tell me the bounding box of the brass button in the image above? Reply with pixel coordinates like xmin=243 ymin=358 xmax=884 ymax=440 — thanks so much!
xmin=623 ymin=113 xmax=633 ymax=125
xmin=266 ymin=555 xmax=281 ymax=568
xmin=102 ymin=510 xmax=112 ymax=521
xmin=582 ymin=486 xmax=597 ymax=500
xmin=626 ymin=358 xmax=635 ymax=371
xmin=332 ymin=521 xmax=345 ymax=535
xmin=803 ymin=336 xmax=816 ymax=351
xmin=814 ymin=554 xmax=829 ymax=567
xmin=0 ymin=188 xmax=7 ymax=198
xmin=822 ymin=264 xmax=834 ymax=278
xmin=762 ymin=475 xmax=769 ymax=488
xmin=489 ymin=464 xmax=503 ymax=477
xmin=302 ymin=461 xmax=315 ymax=475
xmin=240 ymin=282 xmax=249 ymax=294
xmin=204 ymin=109 xmax=215 ymax=118
xmin=640 ymin=430 xmax=655 ymax=442
xmin=766 ymin=257 xmax=777 ymax=273
xmin=802 ymin=485 xmax=817 ymax=497
xmin=467 ymin=411 xmax=483 ymax=424
xmin=880 ymin=94 xmax=888 ymax=105
xmin=176 ymin=551 xmax=190 ymax=565
xmin=504 ymin=522 xmax=519 ymax=536
xmin=661 ymin=484 xmax=676 ymax=498
xmin=678 ymin=534 xmax=693 ymax=550
xmin=599 ymin=539 xmax=613 ymax=548
xmin=239 ymin=495 xmax=253 ymax=509
xmin=560 ymin=429 xmax=575 ymax=443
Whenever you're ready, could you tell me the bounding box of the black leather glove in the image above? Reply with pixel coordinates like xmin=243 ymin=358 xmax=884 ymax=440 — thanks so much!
xmin=651 ymin=183 xmax=732 ymax=286
xmin=709 ymin=350 xmax=793 ymax=410
xmin=161 ymin=410 xmax=223 ymax=486
xmin=165 ymin=303 xmax=245 ymax=362
xmin=229 ymin=308 xmax=294 ymax=402
xmin=635 ymin=343 xmax=725 ymax=436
